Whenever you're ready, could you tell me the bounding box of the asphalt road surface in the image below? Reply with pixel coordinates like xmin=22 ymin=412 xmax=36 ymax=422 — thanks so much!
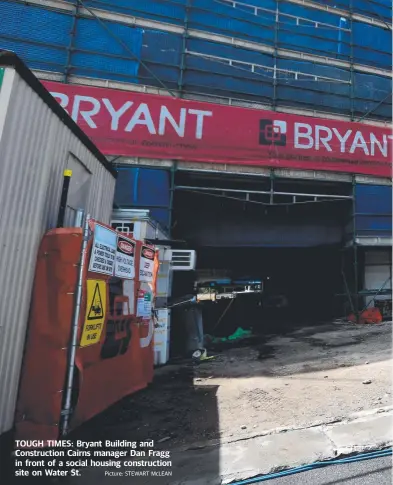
xmin=264 ymin=456 xmax=392 ymax=485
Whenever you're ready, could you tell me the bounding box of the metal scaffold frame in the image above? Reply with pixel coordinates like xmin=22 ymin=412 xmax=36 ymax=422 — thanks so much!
xmin=111 ymin=158 xmax=391 ymax=325
xmin=2 ymin=0 xmax=391 ymax=123
xmin=338 ymin=177 xmax=392 ymax=322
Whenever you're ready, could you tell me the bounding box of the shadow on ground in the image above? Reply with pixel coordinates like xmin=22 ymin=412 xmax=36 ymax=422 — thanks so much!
xmin=204 ymin=321 xmax=392 ymax=378
xmin=58 ymin=321 xmax=391 ymax=450
xmin=66 ymin=322 xmax=391 ymax=452
xmin=2 ymin=321 xmax=391 ymax=485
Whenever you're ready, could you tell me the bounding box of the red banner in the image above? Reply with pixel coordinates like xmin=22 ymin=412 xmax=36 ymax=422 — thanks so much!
xmin=43 ymin=81 xmax=392 ymax=177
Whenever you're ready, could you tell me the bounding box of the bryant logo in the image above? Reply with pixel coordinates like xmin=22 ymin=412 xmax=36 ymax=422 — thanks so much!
xmin=259 ymin=120 xmax=287 ymax=146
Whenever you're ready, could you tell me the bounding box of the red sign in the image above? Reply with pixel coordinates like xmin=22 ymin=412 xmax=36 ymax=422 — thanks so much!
xmin=118 ymin=240 xmax=134 ymax=255
xmin=142 ymin=248 xmax=154 ymax=259
xmin=43 ymin=81 xmax=392 ymax=177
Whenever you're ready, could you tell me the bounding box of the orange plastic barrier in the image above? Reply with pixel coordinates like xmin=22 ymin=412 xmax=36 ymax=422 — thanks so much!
xmin=15 ymin=221 xmax=159 ymax=441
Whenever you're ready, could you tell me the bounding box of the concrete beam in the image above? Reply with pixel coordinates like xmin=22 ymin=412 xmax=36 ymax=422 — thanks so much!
xmin=111 ymin=158 xmax=390 ymax=186
xmin=34 ymin=70 xmax=390 ymax=128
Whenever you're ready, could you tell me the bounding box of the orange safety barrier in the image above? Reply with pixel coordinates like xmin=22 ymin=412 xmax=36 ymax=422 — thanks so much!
xmin=15 ymin=220 xmax=159 ymax=441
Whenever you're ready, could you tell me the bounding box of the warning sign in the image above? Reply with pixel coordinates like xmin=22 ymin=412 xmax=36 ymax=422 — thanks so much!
xmin=80 ymin=280 xmax=107 ymax=347
xmin=89 ymin=224 xmax=116 ymax=276
xmin=136 ymin=289 xmax=152 ymax=319
xmin=87 ymin=283 xmax=104 ymax=320
xmin=114 ymin=235 xmax=136 ymax=280
xmin=139 ymin=245 xmax=156 ymax=283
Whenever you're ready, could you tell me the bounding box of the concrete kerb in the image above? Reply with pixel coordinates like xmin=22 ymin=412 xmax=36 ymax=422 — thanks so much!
xmin=63 ymin=407 xmax=391 ymax=485
xmin=173 ymin=405 xmax=393 ymax=452
xmin=168 ymin=407 xmax=392 ymax=485
xmin=323 ymin=411 xmax=393 ymax=456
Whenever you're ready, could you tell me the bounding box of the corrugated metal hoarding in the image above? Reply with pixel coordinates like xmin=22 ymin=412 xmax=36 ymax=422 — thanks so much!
xmin=0 ymin=55 xmax=116 ymax=435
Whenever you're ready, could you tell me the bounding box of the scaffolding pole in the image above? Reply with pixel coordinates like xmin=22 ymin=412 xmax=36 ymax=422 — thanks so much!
xmin=352 ymin=177 xmax=359 ymax=323
xmin=168 ymin=162 xmax=177 ymax=238
xmin=178 ymin=0 xmax=191 ymax=97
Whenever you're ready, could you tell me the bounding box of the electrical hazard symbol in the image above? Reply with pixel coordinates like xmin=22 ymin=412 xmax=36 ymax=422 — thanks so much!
xmin=80 ymin=280 xmax=107 ymax=348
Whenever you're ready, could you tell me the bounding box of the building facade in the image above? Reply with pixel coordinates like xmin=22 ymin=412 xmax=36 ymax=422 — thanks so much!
xmin=1 ymin=1 xmax=392 ymax=327
xmin=1 ymin=0 xmax=391 ymax=121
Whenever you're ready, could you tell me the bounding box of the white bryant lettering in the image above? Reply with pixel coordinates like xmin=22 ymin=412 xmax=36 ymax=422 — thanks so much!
xmin=315 ymin=125 xmax=332 ymax=151
xmin=188 ymin=109 xmax=213 ymax=139
xmin=50 ymin=92 xmax=214 ymax=140
xmin=102 ymin=99 xmax=133 ymax=131
xmin=125 ymin=103 xmax=156 ymax=134
xmin=370 ymin=133 xmax=387 ymax=157
xmin=72 ymin=95 xmax=100 ymax=128
xmin=294 ymin=123 xmax=313 ymax=149
xmin=51 ymin=92 xmax=69 ymax=111
xmin=350 ymin=131 xmax=369 ymax=155
xmin=159 ymin=106 xmax=186 ymax=137
xmin=48 ymin=91 xmax=390 ymax=158
xmin=332 ymin=128 xmax=352 ymax=153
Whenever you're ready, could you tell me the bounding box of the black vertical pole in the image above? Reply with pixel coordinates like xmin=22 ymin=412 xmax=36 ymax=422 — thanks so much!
xmin=352 ymin=177 xmax=359 ymax=323
xmin=349 ymin=0 xmax=355 ymax=121
xmin=64 ymin=1 xmax=80 ymax=83
xmin=168 ymin=162 xmax=177 ymax=237
xmin=178 ymin=0 xmax=191 ymax=97
xmin=57 ymin=169 xmax=73 ymax=228
xmin=272 ymin=0 xmax=279 ymax=111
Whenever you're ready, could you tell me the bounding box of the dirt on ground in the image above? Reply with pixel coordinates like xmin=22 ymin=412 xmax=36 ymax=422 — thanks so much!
xmin=74 ymin=321 xmax=392 ymax=451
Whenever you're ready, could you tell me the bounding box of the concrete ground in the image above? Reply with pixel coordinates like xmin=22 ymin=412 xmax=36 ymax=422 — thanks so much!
xmin=80 ymin=321 xmax=391 ymax=450
xmin=50 ymin=406 xmax=393 ymax=485
xmin=189 ymin=320 xmax=392 ymax=443
xmin=12 ymin=320 xmax=390 ymax=485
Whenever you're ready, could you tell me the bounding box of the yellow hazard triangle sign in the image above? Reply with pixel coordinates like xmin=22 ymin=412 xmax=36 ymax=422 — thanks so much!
xmin=87 ymin=282 xmax=104 ymax=320
xmin=80 ymin=280 xmax=107 ymax=347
